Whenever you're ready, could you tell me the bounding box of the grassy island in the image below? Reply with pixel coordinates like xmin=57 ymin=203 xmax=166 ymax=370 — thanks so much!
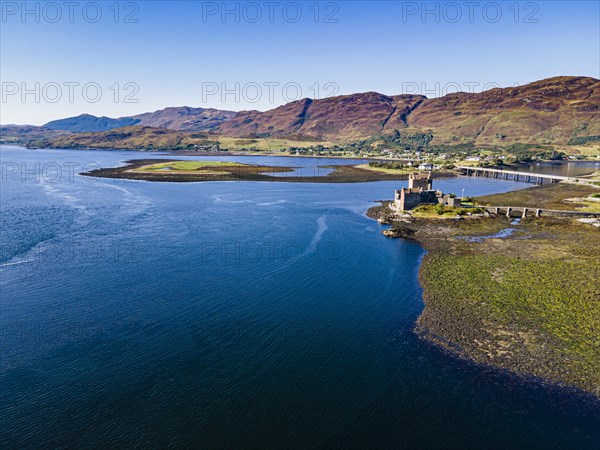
xmin=131 ymin=160 xmax=294 ymax=181
xmin=368 ymin=182 xmax=600 ymax=399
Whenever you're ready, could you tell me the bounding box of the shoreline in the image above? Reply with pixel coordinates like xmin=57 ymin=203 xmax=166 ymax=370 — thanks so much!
xmin=3 ymin=144 xmax=600 ymax=166
xmin=1 ymin=144 xmax=403 ymax=161
xmin=366 ymin=183 xmax=600 ymax=400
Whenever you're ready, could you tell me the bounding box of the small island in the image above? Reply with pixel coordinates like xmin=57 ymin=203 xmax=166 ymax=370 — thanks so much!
xmin=369 ymin=172 xmax=600 ymax=399
xmin=82 ymin=159 xmax=455 ymax=183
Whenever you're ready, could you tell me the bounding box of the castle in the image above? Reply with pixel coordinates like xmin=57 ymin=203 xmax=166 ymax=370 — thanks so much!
xmin=393 ymin=172 xmax=461 ymax=211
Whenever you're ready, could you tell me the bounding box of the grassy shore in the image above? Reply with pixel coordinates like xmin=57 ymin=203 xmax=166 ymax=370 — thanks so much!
xmin=368 ymin=184 xmax=600 ymax=399
xmin=353 ymin=163 xmax=415 ymax=175
xmin=475 ymin=183 xmax=600 ymax=210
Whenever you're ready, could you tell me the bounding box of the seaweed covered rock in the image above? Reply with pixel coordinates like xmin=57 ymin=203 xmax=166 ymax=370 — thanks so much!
xmin=382 ymin=226 xmax=416 ymax=239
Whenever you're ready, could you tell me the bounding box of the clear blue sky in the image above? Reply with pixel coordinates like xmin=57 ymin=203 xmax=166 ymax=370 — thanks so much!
xmin=1 ymin=0 xmax=599 ymax=124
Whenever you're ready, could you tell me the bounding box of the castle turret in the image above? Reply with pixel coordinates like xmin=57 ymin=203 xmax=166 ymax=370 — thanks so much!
xmin=408 ymin=171 xmax=432 ymax=191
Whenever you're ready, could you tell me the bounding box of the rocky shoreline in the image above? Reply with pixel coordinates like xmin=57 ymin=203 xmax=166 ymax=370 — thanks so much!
xmin=367 ymin=201 xmax=600 ymax=401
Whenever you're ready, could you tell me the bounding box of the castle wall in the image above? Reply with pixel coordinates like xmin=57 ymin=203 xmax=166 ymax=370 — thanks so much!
xmin=448 ymin=197 xmax=461 ymax=207
xmin=394 ymin=189 xmax=439 ymax=211
xmin=401 ymin=192 xmax=424 ymax=210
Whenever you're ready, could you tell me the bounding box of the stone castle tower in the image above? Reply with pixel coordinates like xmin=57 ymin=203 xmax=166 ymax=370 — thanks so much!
xmin=408 ymin=171 xmax=432 ymax=191
xmin=394 ymin=171 xmax=437 ymax=211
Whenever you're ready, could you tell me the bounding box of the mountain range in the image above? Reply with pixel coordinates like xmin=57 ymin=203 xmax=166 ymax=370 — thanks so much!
xmin=44 ymin=107 xmax=237 ymax=133
xmin=2 ymin=76 xmax=598 ymax=149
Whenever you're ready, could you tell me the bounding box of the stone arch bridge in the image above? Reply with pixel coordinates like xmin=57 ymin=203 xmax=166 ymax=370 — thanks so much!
xmin=485 ymin=206 xmax=600 ymax=219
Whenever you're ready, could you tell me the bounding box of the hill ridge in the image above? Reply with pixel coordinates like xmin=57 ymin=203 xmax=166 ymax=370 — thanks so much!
xmin=6 ymin=76 xmax=596 ymax=147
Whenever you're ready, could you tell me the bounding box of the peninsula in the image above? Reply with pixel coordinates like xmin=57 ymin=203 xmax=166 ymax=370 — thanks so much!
xmin=368 ymin=174 xmax=600 ymax=399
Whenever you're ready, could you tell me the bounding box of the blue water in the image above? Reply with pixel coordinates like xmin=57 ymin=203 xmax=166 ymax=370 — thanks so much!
xmin=1 ymin=146 xmax=599 ymax=448
xmin=523 ymin=160 xmax=600 ymax=177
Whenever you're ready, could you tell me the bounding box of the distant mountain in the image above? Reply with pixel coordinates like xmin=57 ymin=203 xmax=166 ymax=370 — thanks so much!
xmin=43 ymin=125 xmax=220 ymax=151
xmin=216 ymin=76 xmax=599 ymax=145
xmin=13 ymin=76 xmax=600 ymax=149
xmin=43 ymin=107 xmax=237 ymax=133
xmin=216 ymin=93 xmax=426 ymax=141
xmin=45 ymin=114 xmax=140 ymax=132
xmin=131 ymin=106 xmax=237 ymax=131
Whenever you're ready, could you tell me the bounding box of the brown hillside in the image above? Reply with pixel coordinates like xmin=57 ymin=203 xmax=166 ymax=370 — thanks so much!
xmin=20 ymin=76 xmax=600 ymax=149
xmin=217 ymin=76 xmax=599 ymax=145
xmin=46 ymin=126 xmax=192 ymax=150
xmin=407 ymin=76 xmax=599 ymax=145
xmin=217 ymin=93 xmax=426 ymax=141
xmin=132 ymin=107 xmax=236 ymax=131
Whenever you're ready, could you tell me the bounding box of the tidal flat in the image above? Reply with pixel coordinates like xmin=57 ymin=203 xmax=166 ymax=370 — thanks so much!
xmin=368 ymin=183 xmax=600 ymax=399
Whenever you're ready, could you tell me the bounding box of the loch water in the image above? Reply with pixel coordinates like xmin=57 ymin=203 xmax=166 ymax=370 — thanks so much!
xmin=1 ymin=146 xmax=599 ymax=448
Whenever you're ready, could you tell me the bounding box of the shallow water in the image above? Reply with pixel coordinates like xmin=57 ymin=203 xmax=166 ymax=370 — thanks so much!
xmin=458 ymin=219 xmax=522 ymax=242
xmin=523 ymin=160 xmax=600 ymax=177
xmin=1 ymin=146 xmax=599 ymax=447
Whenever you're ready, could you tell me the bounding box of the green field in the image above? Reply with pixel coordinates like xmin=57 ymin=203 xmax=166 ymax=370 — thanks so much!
xmin=411 ymin=204 xmax=485 ymax=218
xmin=112 ymin=159 xmax=296 ymax=181
xmin=216 ymin=136 xmax=330 ymax=151
xmin=137 ymin=161 xmax=250 ymax=171
xmin=354 ymin=163 xmax=414 ymax=175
